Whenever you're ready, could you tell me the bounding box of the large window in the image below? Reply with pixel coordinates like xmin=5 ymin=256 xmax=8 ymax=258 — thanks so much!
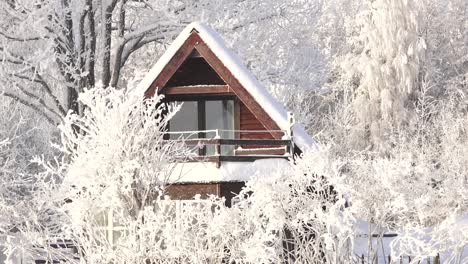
xmin=169 ymin=99 xmax=235 ymax=155
xmin=169 ymin=101 xmax=199 ymax=139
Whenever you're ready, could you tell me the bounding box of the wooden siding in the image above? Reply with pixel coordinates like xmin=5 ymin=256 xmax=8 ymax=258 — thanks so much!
xmin=165 ymin=56 xmax=225 ymax=87
xmin=145 ymin=32 xmax=202 ymax=98
xmin=165 ymin=183 xmax=219 ymax=200
xmin=194 ymin=39 xmax=283 ymax=139
xmin=165 ymin=182 xmax=245 ymax=207
xmin=163 ymin=85 xmax=230 ymax=95
xmin=239 ymin=101 xmax=274 ymax=140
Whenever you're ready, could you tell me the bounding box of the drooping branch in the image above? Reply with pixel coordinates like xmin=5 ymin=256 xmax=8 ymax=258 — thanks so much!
xmin=2 ymin=92 xmax=58 ymax=125
xmin=120 ymin=36 xmax=145 ymax=67
xmin=122 ymin=24 xmax=175 ymax=43
xmin=10 ymin=72 xmax=67 ymax=117
xmin=119 ymin=34 xmax=165 ymax=69
xmin=0 ymin=45 xmax=68 ymax=117
xmin=14 ymin=84 xmax=63 ymax=120
xmin=117 ymin=25 xmax=176 ymax=77
xmin=0 ymin=31 xmax=42 ymax=41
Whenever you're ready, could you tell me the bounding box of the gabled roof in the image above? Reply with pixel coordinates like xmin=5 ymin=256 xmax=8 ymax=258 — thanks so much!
xmin=135 ymin=22 xmax=316 ymax=151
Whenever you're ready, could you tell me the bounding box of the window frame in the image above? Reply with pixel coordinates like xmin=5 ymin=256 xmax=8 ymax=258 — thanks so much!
xmin=95 ymin=209 xmax=127 ymax=248
xmin=166 ymin=95 xmax=238 ymax=156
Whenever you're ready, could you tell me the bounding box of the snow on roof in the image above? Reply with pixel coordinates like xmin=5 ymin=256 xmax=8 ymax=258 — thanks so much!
xmin=167 ymin=159 xmax=291 ymax=184
xmin=135 ymin=22 xmax=317 ymax=151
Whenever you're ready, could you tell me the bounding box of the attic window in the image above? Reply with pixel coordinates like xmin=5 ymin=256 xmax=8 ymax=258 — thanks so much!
xmin=164 ymin=55 xmax=225 ymax=87
xmin=169 ymin=99 xmax=235 ymax=155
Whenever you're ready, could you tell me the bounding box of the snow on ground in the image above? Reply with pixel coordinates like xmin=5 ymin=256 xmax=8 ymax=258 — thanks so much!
xmin=167 ymin=158 xmax=290 ymax=183
xmin=353 ymin=216 xmax=468 ymax=263
xmin=353 ymin=220 xmax=397 ymax=261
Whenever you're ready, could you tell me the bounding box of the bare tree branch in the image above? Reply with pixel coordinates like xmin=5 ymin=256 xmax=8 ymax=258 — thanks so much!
xmin=120 ymin=35 xmax=162 ymax=68
xmin=10 ymin=72 xmax=67 ymax=117
xmin=122 ymin=24 xmax=177 ymax=43
xmin=2 ymin=92 xmax=58 ymax=125
xmin=0 ymin=31 xmax=43 ymax=41
xmin=14 ymin=84 xmax=64 ymax=119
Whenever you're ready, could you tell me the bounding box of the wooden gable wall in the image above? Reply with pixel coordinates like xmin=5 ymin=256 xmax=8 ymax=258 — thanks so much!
xmin=239 ymin=102 xmax=274 ymax=140
xmin=144 ymin=30 xmax=282 ymax=139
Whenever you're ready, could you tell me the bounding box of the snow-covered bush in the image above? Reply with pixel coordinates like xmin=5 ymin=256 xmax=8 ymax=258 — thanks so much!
xmin=0 ymin=84 xmax=196 ymax=263
xmin=316 ymin=91 xmax=468 ymax=262
xmin=236 ymin=149 xmax=356 ymax=263
xmin=57 ymin=85 xmax=201 ymax=263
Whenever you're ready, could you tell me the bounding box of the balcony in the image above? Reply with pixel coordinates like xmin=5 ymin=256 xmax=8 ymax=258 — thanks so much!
xmin=165 ymin=129 xmax=293 ymax=167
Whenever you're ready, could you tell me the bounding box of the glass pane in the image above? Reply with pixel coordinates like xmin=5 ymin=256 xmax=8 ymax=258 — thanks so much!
xmin=205 ymin=100 xmax=235 ymax=155
xmin=95 ymin=211 xmax=108 ymax=226
xmin=169 ymin=101 xmax=198 ymax=139
xmin=113 ymin=230 xmax=124 ymax=245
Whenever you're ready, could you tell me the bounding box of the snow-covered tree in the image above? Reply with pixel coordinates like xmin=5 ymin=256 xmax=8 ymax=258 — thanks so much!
xmin=0 ymin=83 xmax=196 ymax=263
xmin=310 ymin=0 xmax=467 ymax=151
xmin=0 ymin=0 xmax=325 ymax=125
xmin=337 ymin=0 xmax=426 ymax=151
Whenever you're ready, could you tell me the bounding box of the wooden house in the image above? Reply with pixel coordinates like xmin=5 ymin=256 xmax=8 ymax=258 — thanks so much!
xmin=136 ymin=22 xmax=315 ymax=206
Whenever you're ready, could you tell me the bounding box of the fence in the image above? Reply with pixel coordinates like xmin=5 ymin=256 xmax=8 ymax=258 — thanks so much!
xmin=360 ymin=254 xmax=441 ymax=264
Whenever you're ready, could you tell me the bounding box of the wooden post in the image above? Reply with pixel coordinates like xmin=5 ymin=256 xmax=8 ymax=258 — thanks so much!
xmin=287 ymin=112 xmax=295 ymax=157
xmin=215 ymin=138 xmax=221 ymax=168
xmin=214 ymin=129 xmax=221 ymax=168
xmin=215 ymin=142 xmax=221 ymax=156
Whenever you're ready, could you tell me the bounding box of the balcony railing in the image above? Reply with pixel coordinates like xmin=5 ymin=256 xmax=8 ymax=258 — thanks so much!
xmin=164 ymin=129 xmax=294 ymax=167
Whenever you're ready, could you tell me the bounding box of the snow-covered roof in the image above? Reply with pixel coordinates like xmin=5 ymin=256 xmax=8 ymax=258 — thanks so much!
xmin=135 ymin=22 xmax=316 ymax=151
xmin=167 ymin=159 xmax=291 ymax=184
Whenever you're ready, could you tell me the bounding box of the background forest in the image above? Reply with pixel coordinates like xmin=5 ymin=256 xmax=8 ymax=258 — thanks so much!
xmin=0 ymin=0 xmax=466 ymax=263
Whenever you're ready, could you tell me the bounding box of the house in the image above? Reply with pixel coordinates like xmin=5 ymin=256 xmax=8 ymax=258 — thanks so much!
xmin=136 ymin=22 xmax=315 ymax=206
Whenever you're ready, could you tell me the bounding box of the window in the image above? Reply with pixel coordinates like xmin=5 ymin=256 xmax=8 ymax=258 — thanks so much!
xmin=152 ymin=199 xmax=214 ymax=249
xmin=169 ymin=99 xmax=235 ymax=155
xmin=169 ymin=101 xmax=199 ymax=139
xmin=95 ymin=209 xmax=127 ymax=248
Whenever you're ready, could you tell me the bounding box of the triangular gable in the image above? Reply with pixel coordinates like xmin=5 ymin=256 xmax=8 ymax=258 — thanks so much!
xmin=136 ymin=22 xmax=316 ymax=151
xmin=165 ymin=52 xmax=226 ymax=87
